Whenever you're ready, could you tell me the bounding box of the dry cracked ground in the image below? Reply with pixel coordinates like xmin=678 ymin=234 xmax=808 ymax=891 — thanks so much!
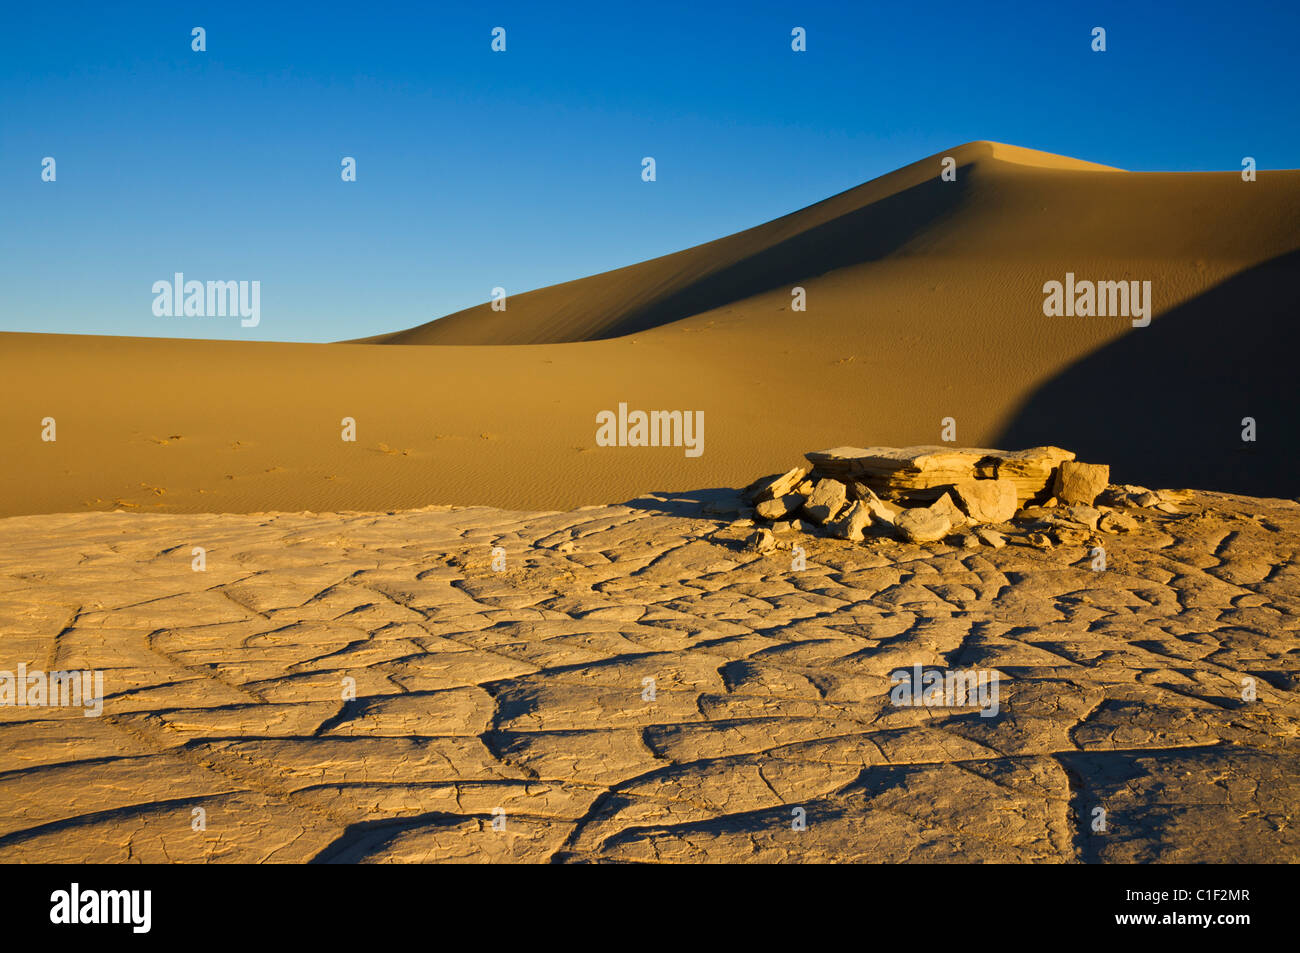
xmin=1 ymin=488 xmax=1298 ymax=863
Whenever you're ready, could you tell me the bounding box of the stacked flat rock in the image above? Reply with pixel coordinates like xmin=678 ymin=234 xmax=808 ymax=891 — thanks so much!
xmin=742 ymin=444 xmax=1114 ymax=549
xmin=804 ymin=445 xmax=1075 ymax=504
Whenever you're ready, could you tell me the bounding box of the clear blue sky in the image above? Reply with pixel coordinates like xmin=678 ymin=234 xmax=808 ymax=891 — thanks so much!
xmin=2 ymin=0 xmax=1297 ymax=342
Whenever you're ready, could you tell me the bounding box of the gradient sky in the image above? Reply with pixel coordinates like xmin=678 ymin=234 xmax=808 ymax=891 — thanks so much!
xmin=3 ymin=0 xmax=1297 ymax=342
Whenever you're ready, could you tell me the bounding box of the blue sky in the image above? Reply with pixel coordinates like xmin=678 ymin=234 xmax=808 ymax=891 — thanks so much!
xmin=2 ymin=0 xmax=1297 ymax=342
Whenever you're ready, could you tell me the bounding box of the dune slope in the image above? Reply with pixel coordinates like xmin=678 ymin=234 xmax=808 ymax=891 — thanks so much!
xmin=358 ymin=142 xmax=1127 ymax=346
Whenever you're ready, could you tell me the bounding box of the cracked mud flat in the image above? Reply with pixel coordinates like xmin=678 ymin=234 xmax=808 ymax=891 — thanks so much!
xmin=1 ymin=489 xmax=1297 ymax=864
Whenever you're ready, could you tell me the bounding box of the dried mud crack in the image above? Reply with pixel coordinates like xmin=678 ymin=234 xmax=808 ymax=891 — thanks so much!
xmin=0 ymin=488 xmax=1297 ymax=862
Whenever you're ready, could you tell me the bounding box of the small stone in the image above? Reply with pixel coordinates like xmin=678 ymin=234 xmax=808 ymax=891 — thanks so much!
xmin=795 ymin=479 xmax=816 ymax=496
xmin=772 ymin=521 xmax=794 ymax=533
xmin=1053 ymin=461 xmax=1110 ymax=506
xmin=747 ymin=466 xmax=809 ymax=504
xmin=1132 ymin=490 xmax=1160 ymax=508
xmin=895 ymin=507 xmax=951 ymax=543
xmin=1044 ymin=513 xmax=1090 ymax=532
xmin=950 ymin=478 xmax=1019 ymax=524
xmin=1096 ymin=486 xmax=1130 ymax=507
xmin=1063 ymin=504 xmax=1101 ymax=530
xmin=1098 ymin=511 xmax=1139 ymax=534
xmin=957 ymin=531 xmax=981 ymax=549
xmin=973 ymin=527 xmax=1007 ymax=549
xmin=928 ymin=491 xmax=969 ymax=529
xmin=802 ymin=478 xmax=848 ymax=524
xmin=852 ymin=484 xmax=897 ymax=530
xmin=1154 ymin=501 xmax=1181 ymax=514
xmin=845 ymin=480 xmax=873 ymax=501
xmin=1050 ymin=525 xmax=1090 ymax=546
xmin=827 ymin=501 xmax=873 ymax=542
xmin=756 ymin=493 xmax=804 ymax=521
xmin=1013 ymin=505 xmax=1055 ymax=522
xmin=745 ymin=528 xmax=777 ymax=553
xmin=1026 ymin=531 xmax=1054 ymax=549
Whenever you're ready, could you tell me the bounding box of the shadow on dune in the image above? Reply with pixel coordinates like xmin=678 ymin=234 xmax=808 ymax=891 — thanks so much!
xmin=596 ymin=172 xmax=973 ymax=340
xmin=367 ymin=169 xmax=974 ymax=344
xmin=996 ymin=249 xmax=1300 ymax=498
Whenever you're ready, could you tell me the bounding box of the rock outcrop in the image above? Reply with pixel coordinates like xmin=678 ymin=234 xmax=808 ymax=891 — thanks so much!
xmin=742 ymin=444 xmax=1135 ymax=549
xmin=803 ymin=445 xmax=1075 ymax=504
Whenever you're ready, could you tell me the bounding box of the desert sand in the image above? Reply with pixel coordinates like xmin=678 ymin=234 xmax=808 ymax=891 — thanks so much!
xmin=2 ymin=142 xmax=1298 ymax=518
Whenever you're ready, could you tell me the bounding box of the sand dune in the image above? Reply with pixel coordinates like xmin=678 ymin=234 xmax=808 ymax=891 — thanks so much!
xmin=358 ymin=142 xmax=1126 ymax=346
xmin=2 ymin=141 xmax=1297 ymax=517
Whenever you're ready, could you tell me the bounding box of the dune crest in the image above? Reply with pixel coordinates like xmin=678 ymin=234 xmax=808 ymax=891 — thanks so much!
xmin=361 ymin=140 xmax=1288 ymax=346
xmin=963 ymin=140 xmax=1123 ymax=172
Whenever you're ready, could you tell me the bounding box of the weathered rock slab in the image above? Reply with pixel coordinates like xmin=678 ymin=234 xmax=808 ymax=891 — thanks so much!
xmin=805 ymin=445 xmax=1075 ymax=503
